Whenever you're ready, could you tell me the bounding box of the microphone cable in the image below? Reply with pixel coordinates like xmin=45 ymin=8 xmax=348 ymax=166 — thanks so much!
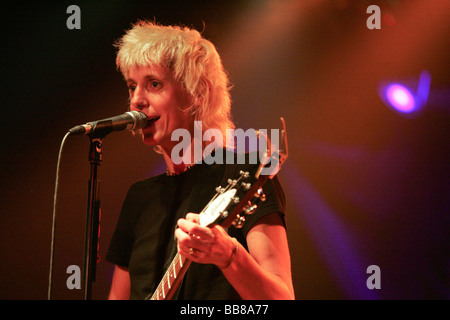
xmin=48 ymin=131 xmax=72 ymax=300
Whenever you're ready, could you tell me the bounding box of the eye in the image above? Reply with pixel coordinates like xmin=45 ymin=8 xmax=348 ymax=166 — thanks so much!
xmin=128 ymin=84 xmax=136 ymax=92
xmin=149 ymin=80 xmax=162 ymax=90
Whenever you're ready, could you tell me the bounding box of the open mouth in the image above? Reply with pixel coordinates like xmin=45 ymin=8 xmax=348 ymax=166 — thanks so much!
xmin=145 ymin=115 xmax=161 ymax=127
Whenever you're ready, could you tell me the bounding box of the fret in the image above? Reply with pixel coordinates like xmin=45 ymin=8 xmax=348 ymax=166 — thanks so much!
xmin=168 ymin=272 xmax=171 ymax=289
xmin=173 ymin=259 xmax=176 ymax=279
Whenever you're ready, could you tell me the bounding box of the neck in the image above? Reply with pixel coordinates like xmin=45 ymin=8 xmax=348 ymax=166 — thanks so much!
xmin=163 ymin=156 xmax=195 ymax=175
xmin=161 ymin=137 xmax=205 ymax=175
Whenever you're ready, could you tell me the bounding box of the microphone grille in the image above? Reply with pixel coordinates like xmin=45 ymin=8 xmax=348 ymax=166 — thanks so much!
xmin=127 ymin=111 xmax=148 ymax=130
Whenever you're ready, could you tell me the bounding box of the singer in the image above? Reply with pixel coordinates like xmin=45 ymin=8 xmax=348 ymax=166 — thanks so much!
xmin=106 ymin=21 xmax=295 ymax=300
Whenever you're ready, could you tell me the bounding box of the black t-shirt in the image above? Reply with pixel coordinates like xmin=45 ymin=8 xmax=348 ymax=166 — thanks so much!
xmin=106 ymin=151 xmax=286 ymax=300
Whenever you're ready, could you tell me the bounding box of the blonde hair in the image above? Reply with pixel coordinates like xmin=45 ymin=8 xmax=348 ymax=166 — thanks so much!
xmin=115 ymin=20 xmax=235 ymax=138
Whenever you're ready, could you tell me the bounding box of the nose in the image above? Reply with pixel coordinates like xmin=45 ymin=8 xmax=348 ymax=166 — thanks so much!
xmin=130 ymin=85 xmax=149 ymax=111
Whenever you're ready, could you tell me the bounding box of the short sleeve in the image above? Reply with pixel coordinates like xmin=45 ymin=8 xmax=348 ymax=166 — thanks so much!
xmin=220 ymin=150 xmax=287 ymax=239
xmin=105 ymin=182 xmax=141 ymax=267
xmin=240 ymin=175 xmax=286 ymax=237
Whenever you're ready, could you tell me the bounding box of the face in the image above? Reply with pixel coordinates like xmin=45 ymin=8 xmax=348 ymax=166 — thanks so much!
xmin=126 ymin=65 xmax=194 ymax=150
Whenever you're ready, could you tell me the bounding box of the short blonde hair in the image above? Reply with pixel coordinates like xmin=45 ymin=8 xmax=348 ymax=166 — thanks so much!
xmin=115 ymin=20 xmax=234 ymax=136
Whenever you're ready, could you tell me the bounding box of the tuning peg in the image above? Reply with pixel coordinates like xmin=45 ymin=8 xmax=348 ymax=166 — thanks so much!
xmin=221 ymin=210 xmax=229 ymax=218
xmin=241 ymin=182 xmax=251 ymax=190
xmin=239 ymin=170 xmax=250 ymax=178
xmin=232 ymin=214 xmax=246 ymax=228
xmin=255 ymin=188 xmax=266 ymax=201
xmin=231 ymin=196 xmax=240 ymax=203
xmin=244 ymin=204 xmax=258 ymax=215
xmin=215 ymin=186 xmax=225 ymax=193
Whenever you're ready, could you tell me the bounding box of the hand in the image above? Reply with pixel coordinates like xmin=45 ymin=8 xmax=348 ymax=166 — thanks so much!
xmin=175 ymin=213 xmax=236 ymax=269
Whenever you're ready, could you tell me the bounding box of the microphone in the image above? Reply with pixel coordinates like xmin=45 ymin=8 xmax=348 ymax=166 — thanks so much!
xmin=69 ymin=111 xmax=148 ymax=136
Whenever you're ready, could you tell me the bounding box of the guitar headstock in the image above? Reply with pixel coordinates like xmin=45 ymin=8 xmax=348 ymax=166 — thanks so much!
xmin=254 ymin=117 xmax=288 ymax=179
xmin=279 ymin=116 xmax=289 ymax=167
xmin=198 ymin=117 xmax=289 ymax=229
xmin=198 ymin=170 xmax=254 ymax=228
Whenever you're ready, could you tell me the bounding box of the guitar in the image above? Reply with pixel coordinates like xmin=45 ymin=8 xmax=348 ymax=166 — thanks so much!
xmin=145 ymin=118 xmax=288 ymax=300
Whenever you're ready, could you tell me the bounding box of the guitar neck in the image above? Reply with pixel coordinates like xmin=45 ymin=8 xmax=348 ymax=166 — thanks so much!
xmin=147 ymin=252 xmax=192 ymax=300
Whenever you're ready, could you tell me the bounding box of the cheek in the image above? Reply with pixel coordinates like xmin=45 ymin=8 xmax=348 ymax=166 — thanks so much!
xmin=172 ymin=110 xmax=193 ymax=131
xmin=163 ymin=101 xmax=192 ymax=127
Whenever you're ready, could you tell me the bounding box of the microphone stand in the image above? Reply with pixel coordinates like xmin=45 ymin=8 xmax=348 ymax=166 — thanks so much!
xmin=61 ymin=117 xmax=142 ymax=300
xmin=83 ymin=132 xmax=104 ymax=300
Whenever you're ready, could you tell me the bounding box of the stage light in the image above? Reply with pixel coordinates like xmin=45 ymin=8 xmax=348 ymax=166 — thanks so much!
xmin=379 ymin=70 xmax=431 ymax=117
xmin=385 ymin=84 xmax=416 ymax=113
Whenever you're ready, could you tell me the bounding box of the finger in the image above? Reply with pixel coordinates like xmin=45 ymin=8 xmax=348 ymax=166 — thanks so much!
xmin=177 ymin=219 xmax=215 ymax=242
xmin=174 ymin=226 xmax=190 ymax=242
xmin=177 ymin=242 xmax=193 ymax=256
xmin=185 ymin=213 xmax=199 ymax=223
xmin=178 ymin=241 xmax=206 ymax=261
xmin=175 ymin=226 xmax=212 ymax=255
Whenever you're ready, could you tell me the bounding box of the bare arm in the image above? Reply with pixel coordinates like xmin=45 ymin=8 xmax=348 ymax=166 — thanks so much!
xmin=223 ymin=213 xmax=295 ymax=299
xmin=108 ymin=265 xmax=130 ymax=300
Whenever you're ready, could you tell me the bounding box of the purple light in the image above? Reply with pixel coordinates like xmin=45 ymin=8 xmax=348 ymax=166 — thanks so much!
xmin=379 ymin=70 xmax=432 ymax=117
xmin=385 ymin=84 xmax=416 ymax=113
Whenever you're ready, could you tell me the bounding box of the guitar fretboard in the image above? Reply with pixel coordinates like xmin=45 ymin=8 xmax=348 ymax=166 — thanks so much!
xmin=148 ymin=253 xmax=191 ymax=300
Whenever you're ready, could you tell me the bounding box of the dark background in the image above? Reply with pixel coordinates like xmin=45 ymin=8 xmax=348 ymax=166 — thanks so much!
xmin=1 ymin=0 xmax=448 ymax=300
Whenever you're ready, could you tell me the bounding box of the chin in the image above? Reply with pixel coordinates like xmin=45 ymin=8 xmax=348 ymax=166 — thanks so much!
xmin=142 ymin=136 xmax=158 ymax=147
xmin=138 ymin=130 xmax=155 ymax=146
